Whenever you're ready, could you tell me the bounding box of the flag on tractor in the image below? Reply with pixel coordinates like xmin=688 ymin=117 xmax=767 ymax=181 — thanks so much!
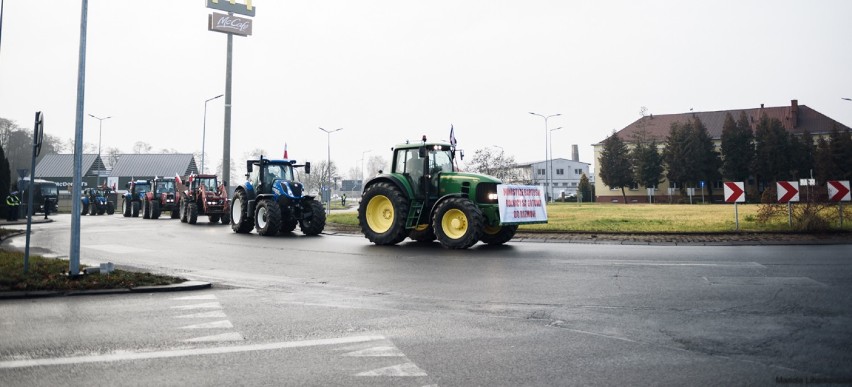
xmin=449 ymin=125 xmax=457 ymax=148
xmin=284 ymin=142 xmax=288 ymax=159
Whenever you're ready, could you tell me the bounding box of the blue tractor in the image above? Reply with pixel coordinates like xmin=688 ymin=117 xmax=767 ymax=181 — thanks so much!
xmin=122 ymin=180 xmax=151 ymax=218
xmin=81 ymin=187 xmax=115 ymax=215
xmin=230 ymin=156 xmax=325 ymax=236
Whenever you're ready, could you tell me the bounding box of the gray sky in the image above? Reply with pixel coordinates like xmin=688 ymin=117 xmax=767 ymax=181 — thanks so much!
xmin=1 ymin=0 xmax=851 ymax=178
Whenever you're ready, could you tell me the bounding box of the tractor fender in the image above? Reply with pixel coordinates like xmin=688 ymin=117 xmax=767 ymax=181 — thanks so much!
xmin=362 ymin=174 xmax=415 ymax=200
xmin=234 ymin=184 xmax=258 ymax=216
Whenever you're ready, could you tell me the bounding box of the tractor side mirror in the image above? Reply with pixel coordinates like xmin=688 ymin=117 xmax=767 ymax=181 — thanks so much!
xmin=418 ymin=146 xmax=427 ymax=158
xmin=246 ymin=161 xmax=253 ymax=173
xmin=304 ymin=162 xmax=311 ymax=174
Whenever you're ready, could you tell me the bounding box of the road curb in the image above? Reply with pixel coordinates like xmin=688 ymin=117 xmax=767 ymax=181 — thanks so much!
xmin=0 ymin=280 xmax=212 ymax=300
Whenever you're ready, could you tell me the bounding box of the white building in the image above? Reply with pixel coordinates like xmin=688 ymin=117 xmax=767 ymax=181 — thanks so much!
xmin=512 ymin=158 xmax=592 ymax=200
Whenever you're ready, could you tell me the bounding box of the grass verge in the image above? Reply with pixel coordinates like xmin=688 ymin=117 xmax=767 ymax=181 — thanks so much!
xmin=0 ymin=250 xmax=185 ymax=292
xmin=328 ymin=202 xmax=852 ymax=233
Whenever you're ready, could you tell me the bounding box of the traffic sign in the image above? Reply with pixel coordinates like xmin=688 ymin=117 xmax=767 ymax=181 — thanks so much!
xmin=827 ymin=180 xmax=851 ymax=202
xmin=776 ymin=181 xmax=799 ymax=203
xmin=723 ymin=181 xmax=745 ymax=203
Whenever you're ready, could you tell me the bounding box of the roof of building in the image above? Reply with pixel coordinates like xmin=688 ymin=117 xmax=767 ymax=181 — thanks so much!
xmin=605 ymin=100 xmax=851 ymax=144
xmin=109 ymin=154 xmax=198 ymax=178
xmin=515 ymin=158 xmax=592 ymax=167
xmin=34 ymin=154 xmax=104 ymax=178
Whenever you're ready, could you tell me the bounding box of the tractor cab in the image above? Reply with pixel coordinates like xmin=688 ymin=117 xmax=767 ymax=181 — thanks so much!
xmin=391 ymin=142 xmax=456 ymax=201
xmin=189 ymin=175 xmax=218 ymax=193
xmin=155 ymin=179 xmax=175 ymax=194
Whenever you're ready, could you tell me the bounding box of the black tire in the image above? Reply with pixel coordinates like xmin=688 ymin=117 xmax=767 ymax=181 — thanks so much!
xmin=81 ymin=202 xmax=89 ymax=216
xmin=131 ymin=201 xmax=140 ymax=218
xmin=254 ymin=200 xmax=281 ymax=236
xmin=408 ymin=223 xmax=436 ymax=242
xmin=151 ymin=201 xmax=161 ymax=219
xmin=180 ymin=198 xmax=188 ymax=223
xmin=280 ymin=216 xmax=298 ymax=233
xmin=230 ymin=189 xmax=253 ymax=233
xmin=107 ymin=202 xmax=115 ymax=215
xmin=432 ymin=197 xmax=484 ymax=249
xmin=123 ymin=199 xmax=131 ymax=217
xmin=209 ymin=214 xmax=221 ymax=223
xmin=220 ymin=211 xmax=230 ymax=225
xmin=358 ymin=182 xmax=410 ymax=245
xmin=479 ymin=224 xmax=518 ymax=246
xmin=97 ymin=205 xmax=105 ymax=215
xmin=188 ymin=202 xmax=198 ymax=224
xmin=170 ymin=205 xmax=180 ymax=219
xmin=142 ymin=200 xmax=151 ymax=219
xmin=299 ymin=199 xmax=326 ymax=236
xmin=89 ymin=202 xmax=96 ymax=216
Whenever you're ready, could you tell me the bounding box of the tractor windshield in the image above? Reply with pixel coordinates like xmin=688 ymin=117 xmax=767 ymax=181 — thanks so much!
xmin=157 ymin=180 xmax=175 ymax=193
xmin=428 ymin=147 xmax=454 ymax=174
xmin=265 ymin=164 xmax=294 ymax=182
xmin=196 ymin=177 xmax=218 ymax=191
xmin=135 ymin=184 xmax=151 ymax=194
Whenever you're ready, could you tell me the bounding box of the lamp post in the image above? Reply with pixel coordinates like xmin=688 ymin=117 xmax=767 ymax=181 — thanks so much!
xmin=202 ymin=94 xmax=224 ymax=174
xmin=319 ymin=127 xmax=342 ymax=214
xmin=549 ymin=126 xmax=563 ymax=202
xmin=88 ymin=114 xmax=111 ymax=187
xmin=529 ymin=112 xmax=560 ymax=201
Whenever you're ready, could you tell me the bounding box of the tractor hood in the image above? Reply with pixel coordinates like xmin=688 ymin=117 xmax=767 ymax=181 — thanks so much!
xmin=441 ymin=171 xmax=502 ymax=185
xmin=272 ymin=180 xmax=305 ymax=199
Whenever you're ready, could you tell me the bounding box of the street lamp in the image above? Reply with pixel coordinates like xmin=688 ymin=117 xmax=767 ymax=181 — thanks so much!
xmin=360 ymin=149 xmax=372 ymax=190
xmin=319 ymin=127 xmax=343 ymax=214
xmin=549 ymin=126 xmax=563 ymax=202
xmin=529 ymin=112 xmax=561 ymax=201
xmin=88 ymin=114 xmax=111 ymax=187
xmin=842 ymin=97 xmax=851 ymax=101
xmin=202 ymin=94 xmax=224 ymax=174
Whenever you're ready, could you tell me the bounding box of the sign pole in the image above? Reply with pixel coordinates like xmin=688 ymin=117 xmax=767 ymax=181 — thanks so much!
xmin=734 ymin=202 xmax=739 ymax=231
xmin=787 ymin=202 xmax=792 ymax=228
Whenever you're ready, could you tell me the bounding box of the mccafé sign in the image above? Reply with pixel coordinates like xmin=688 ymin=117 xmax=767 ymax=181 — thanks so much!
xmin=209 ymin=12 xmax=253 ymax=36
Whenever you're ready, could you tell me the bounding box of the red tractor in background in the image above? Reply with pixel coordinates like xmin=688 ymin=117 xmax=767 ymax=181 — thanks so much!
xmin=142 ymin=177 xmax=180 ymax=219
xmin=176 ymin=174 xmax=230 ymax=225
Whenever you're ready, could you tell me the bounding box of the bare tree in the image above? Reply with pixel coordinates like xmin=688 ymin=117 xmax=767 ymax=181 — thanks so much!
xmin=365 ymin=155 xmax=388 ymax=177
xmin=467 ymin=147 xmax=518 ymax=182
xmin=132 ymin=141 xmax=152 ymax=154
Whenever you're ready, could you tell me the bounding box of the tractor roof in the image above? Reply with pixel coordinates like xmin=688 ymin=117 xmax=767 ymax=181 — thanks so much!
xmin=393 ymin=141 xmax=452 ymax=150
xmin=251 ymin=158 xmax=297 ymax=165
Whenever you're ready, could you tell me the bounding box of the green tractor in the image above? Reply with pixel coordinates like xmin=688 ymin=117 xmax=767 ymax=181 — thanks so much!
xmin=358 ymin=137 xmax=545 ymax=249
xmin=230 ymin=156 xmax=326 ymax=236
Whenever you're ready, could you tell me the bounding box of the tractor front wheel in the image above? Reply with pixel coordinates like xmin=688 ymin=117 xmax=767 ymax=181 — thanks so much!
xmin=220 ymin=211 xmax=230 ymax=225
xmin=131 ymin=202 xmax=140 ymax=218
xmin=480 ymin=224 xmax=518 ymax=246
xmin=106 ymin=202 xmax=115 ymax=215
xmin=81 ymin=202 xmax=89 ymax=216
xmin=151 ymin=201 xmax=161 ymax=219
xmin=432 ymin=197 xmax=484 ymax=249
xmin=358 ymin=182 xmax=409 ymax=245
xmin=179 ymin=198 xmax=188 ymax=223
xmin=122 ymin=199 xmax=131 ymax=217
xmin=188 ymin=202 xmax=198 ymax=224
xmin=142 ymin=201 xmax=151 ymax=219
xmin=255 ymin=200 xmax=281 ymax=236
xmin=230 ymin=190 xmax=253 ymax=233
xmin=209 ymin=214 xmax=221 ymax=223
xmin=299 ymin=199 xmax=326 ymax=236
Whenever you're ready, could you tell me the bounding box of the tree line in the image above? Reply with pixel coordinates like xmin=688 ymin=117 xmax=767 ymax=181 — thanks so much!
xmin=599 ymin=111 xmax=852 ymax=202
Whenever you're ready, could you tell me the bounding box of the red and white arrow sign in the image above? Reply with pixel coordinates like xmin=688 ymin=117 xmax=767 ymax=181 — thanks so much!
xmin=827 ymin=180 xmax=851 ymax=202
xmin=723 ymin=181 xmax=745 ymax=203
xmin=776 ymin=181 xmax=799 ymax=203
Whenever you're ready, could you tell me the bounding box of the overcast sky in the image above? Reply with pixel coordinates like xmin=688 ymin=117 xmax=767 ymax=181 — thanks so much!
xmin=1 ymin=0 xmax=851 ymax=178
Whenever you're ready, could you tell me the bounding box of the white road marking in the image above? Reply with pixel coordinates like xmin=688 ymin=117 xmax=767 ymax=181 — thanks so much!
xmin=554 ymin=259 xmax=765 ymax=268
xmin=343 ymin=346 xmax=405 ymax=357
xmin=176 ymin=311 xmax=228 ymax=319
xmin=183 ymin=332 xmax=244 ymax=343
xmin=84 ymin=244 xmax=150 ymax=254
xmin=172 ymin=295 xmax=218 ymax=301
xmin=170 ymin=302 xmax=222 ymax=310
xmin=356 ymin=362 xmax=428 ymax=377
xmin=180 ymin=320 xmax=233 ymax=329
xmin=0 ymin=335 xmax=386 ymax=369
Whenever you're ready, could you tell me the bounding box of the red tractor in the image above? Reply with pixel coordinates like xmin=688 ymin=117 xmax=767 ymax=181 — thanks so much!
xmin=142 ymin=177 xmax=180 ymax=219
xmin=176 ymin=174 xmax=230 ymax=225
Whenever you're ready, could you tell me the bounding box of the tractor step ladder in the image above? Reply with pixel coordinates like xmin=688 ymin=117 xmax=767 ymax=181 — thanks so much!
xmin=406 ymin=201 xmax=425 ymax=228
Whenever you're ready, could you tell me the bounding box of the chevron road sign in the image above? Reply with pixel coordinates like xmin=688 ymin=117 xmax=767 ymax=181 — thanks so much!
xmin=723 ymin=182 xmax=745 ymax=203
xmin=776 ymin=181 xmax=800 ymax=203
xmin=827 ymin=180 xmax=851 ymax=202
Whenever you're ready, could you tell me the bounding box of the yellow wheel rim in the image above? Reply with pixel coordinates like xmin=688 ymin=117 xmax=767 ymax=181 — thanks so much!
xmin=366 ymin=195 xmax=394 ymax=233
xmin=484 ymin=225 xmax=501 ymax=235
xmin=414 ymin=224 xmax=430 ymax=231
xmin=441 ymin=209 xmax=468 ymax=239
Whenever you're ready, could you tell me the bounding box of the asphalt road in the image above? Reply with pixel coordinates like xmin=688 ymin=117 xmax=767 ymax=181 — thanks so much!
xmin=1 ymin=214 xmax=851 ymax=386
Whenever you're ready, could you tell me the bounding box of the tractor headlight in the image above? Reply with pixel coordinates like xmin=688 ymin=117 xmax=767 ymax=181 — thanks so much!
xmin=488 ymin=193 xmax=499 ymax=201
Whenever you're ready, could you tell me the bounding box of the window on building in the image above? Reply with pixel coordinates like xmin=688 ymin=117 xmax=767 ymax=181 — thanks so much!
xmin=537 ymin=168 xmax=545 ymax=176
xmin=556 ymin=169 xmax=564 ymax=175
xmin=575 ymin=169 xmax=583 ymax=175
xmin=629 ymin=182 xmax=639 ymax=190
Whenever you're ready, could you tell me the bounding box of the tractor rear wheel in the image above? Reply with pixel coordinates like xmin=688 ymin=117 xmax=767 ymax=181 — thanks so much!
xmin=480 ymin=224 xmax=518 ymax=246
xmin=432 ymin=197 xmax=484 ymax=249
xmin=151 ymin=201 xmax=161 ymax=219
xmin=106 ymin=202 xmax=115 ymax=215
xmin=170 ymin=204 xmax=180 ymax=219
xmin=255 ymin=199 xmax=281 ymax=236
xmin=122 ymin=199 xmax=131 ymax=217
xmin=188 ymin=202 xmax=198 ymax=224
xmin=230 ymin=190 xmax=253 ymax=233
xmin=220 ymin=211 xmax=230 ymax=225
xmin=131 ymin=202 xmax=140 ymax=218
xmin=299 ymin=199 xmax=326 ymax=236
xmin=408 ymin=223 xmax=436 ymax=242
xmin=358 ymin=182 xmax=409 ymax=245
